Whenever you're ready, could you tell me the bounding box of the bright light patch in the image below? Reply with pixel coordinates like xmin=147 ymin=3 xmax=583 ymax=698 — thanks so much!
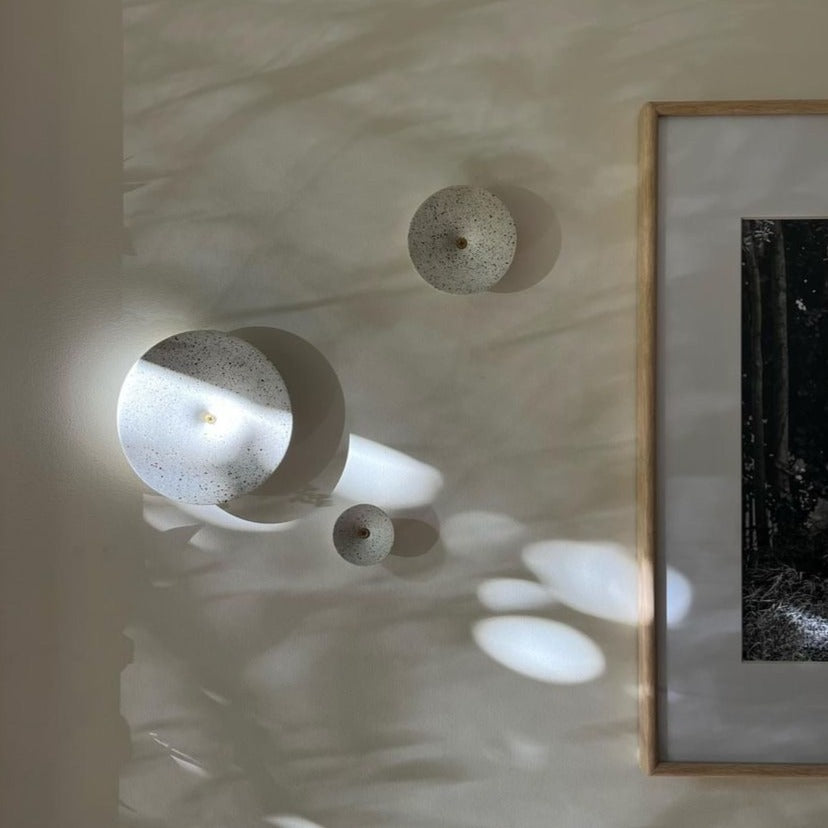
xmin=169 ymin=753 xmax=211 ymax=778
xmin=332 ymin=434 xmax=443 ymax=510
xmin=522 ymin=540 xmax=638 ymax=624
xmin=472 ymin=616 xmax=605 ymax=684
xmin=665 ymin=567 xmax=692 ymax=627
xmin=477 ymin=578 xmax=556 ymax=612
xmin=200 ymin=687 xmax=231 ymax=706
xmin=522 ymin=539 xmax=692 ymax=627
xmin=149 ymin=732 xmax=211 ymax=778
xmin=263 ymin=816 xmax=328 ymax=828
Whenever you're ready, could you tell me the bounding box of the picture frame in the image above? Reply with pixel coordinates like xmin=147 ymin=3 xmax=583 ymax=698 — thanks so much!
xmin=638 ymin=100 xmax=828 ymax=776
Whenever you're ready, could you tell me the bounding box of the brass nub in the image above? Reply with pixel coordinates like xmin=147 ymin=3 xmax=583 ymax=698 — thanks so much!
xmin=202 ymin=412 xmax=217 ymax=425
xmin=357 ymin=527 xmax=371 ymax=539
xmin=455 ymin=236 xmax=468 ymax=250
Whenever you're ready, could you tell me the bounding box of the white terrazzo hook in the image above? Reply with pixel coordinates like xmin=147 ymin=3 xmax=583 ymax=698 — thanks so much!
xmin=117 ymin=329 xmax=292 ymax=505
xmin=333 ymin=504 xmax=395 ymax=566
xmin=407 ymin=185 xmax=517 ymax=294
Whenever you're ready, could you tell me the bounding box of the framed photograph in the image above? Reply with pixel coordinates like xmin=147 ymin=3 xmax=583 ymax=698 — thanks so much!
xmin=638 ymin=100 xmax=828 ymax=775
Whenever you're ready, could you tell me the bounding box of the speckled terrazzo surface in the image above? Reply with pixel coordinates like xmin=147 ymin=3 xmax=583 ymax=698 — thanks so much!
xmin=408 ymin=185 xmax=517 ymax=293
xmin=117 ymin=330 xmax=292 ymax=504
xmin=332 ymin=503 xmax=395 ymax=566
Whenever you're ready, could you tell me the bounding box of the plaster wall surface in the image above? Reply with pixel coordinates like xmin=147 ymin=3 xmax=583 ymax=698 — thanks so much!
xmin=4 ymin=1 xmax=828 ymax=826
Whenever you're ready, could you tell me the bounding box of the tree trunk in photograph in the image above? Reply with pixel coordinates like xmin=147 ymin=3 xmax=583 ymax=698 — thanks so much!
xmin=745 ymin=224 xmax=770 ymax=561
xmin=770 ymin=220 xmax=791 ymax=515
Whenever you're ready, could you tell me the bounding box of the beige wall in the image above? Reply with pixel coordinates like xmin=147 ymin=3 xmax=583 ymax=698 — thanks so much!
xmin=5 ymin=1 xmax=828 ymax=826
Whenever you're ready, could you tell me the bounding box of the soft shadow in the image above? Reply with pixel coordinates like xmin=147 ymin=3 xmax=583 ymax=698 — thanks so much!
xmin=383 ymin=508 xmax=446 ymax=580
xmin=389 ymin=509 xmax=440 ymax=558
xmin=459 ymin=153 xmax=562 ymax=293
xmin=222 ymin=327 xmax=348 ymax=523
xmin=486 ymin=185 xmax=562 ymax=293
xmin=382 ymin=546 xmax=447 ymax=580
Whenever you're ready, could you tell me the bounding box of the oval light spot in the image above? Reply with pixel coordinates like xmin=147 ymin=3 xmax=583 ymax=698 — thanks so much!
xmin=522 ymin=540 xmax=638 ymax=624
xmin=472 ymin=616 xmax=605 ymax=684
xmin=665 ymin=566 xmax=693 ymax=627
xmin=332 ymin=435 xmax=443 ymax=511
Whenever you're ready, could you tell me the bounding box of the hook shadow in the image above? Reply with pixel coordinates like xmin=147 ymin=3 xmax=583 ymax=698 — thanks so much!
xmin=383 ymin=508 xmax=446 ymax=579
xmin=223 ymin=327 xmax=348 ymax=523
xmin=487 ymin=185 xmax=561 ymax=293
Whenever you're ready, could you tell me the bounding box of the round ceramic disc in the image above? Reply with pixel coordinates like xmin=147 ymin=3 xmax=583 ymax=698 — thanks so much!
xmin=333 ymin=504 xmax=395 ymax=566
xmin=117 ymin=330 xmax=293 ymax=505
xmin=408 ymin=185 xmax=517 ymax=294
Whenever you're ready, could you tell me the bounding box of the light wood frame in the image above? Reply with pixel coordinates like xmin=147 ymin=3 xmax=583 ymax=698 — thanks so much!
xmin=637 ymin=100 xmax=828 ymax=776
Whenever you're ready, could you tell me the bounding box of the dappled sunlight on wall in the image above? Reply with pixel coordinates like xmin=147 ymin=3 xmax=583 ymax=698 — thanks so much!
xmin=332 ymin=434 xmax=444 ymax=511
xmin=468 ymin=536 xmax=691 ymax=686
xmin=664 ymin=565 xmax=693 ymax=628
xmin=472 ymin=616 xmax=605 ymax=684
xmin=469 ymin=534 xmax=692 ymax=686
xmin=141 ymin=433 xmax=445 ymax=565
xmin=129 ymin=425 xmax=657 ymax=820
xmin=108 ymin=0 xmax=828 ymax=824
xmin=522 ymin=539 xmax=692 ymax=627
xmin=522 ymin=540 xmax=638 ymax=624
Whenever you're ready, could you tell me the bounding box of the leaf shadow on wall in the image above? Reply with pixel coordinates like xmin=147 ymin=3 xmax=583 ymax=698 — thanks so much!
xmin=121 ymin=438 xmax=463 ymax=826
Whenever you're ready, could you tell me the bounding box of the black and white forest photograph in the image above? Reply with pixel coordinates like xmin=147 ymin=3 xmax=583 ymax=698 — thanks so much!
xmin=743 ymin=218 xmax=828 ymax=661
